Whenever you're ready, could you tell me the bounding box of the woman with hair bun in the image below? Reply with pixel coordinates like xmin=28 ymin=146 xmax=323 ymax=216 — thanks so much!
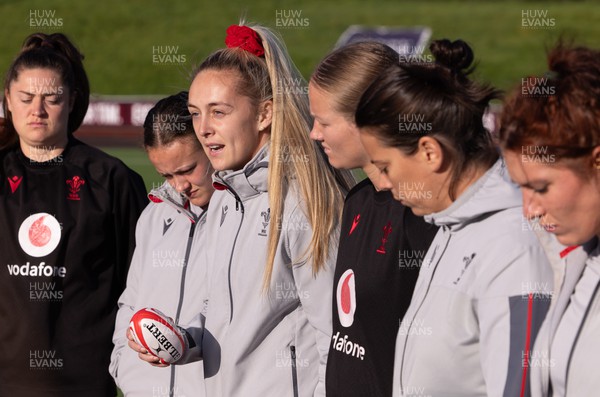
xmin=499 ymin=43 xmax=600 ymax=397
xmin=129 ymin=23 xmax=352 ymax=397
xmin=0 ymin=33 xmax=147 ymax=396
xmin=356 ymin=39 xmax=553 ymax=396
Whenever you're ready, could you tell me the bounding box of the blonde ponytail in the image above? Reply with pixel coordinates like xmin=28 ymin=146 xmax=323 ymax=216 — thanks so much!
xmin=193 ymin=22 xmax=355 ymax=289
xmin=251 ymin=24 xmax=354 ymax=287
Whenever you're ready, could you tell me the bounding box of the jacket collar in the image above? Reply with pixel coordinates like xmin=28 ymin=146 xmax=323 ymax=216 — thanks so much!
xmin=212 ymin=143 xmax=269 ymax=201
xmin=425 ymin=158 xmax=522 ymax=230
xmin=148 ymin=181 xmax=200 ymax=222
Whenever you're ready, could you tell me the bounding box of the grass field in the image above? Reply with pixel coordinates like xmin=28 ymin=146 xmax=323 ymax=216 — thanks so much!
xmin=1 ymin=0 xmax=600 ymax=96
xmin=103 ymin=147 xmax=161 ymax=192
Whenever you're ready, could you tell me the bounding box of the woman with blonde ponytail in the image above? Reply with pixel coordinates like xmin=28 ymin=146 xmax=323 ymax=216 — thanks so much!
xmin=309 ymin=41 xmax=439 ymax=397
xmin=129 ymin=22 xmax=351 ymax=397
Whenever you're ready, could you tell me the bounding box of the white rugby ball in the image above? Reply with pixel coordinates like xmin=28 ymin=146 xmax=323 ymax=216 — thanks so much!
xmin=129 ymin=308 xmax=185 ymax=364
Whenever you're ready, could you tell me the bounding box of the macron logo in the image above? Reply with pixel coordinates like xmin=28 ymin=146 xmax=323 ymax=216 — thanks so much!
xmin=163 ymin=218 xmax=174 ymax=235
xmin=8 ymin=176 xmax=23 ymax=193
xmin=349 ymin=214 xmax=360 ymax=235
xmin=220 ymin=205 xmax=228 ymax=227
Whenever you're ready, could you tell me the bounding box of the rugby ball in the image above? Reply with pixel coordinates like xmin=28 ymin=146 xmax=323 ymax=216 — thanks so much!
xmin=129 ymin=308 xmax=185 ymax=364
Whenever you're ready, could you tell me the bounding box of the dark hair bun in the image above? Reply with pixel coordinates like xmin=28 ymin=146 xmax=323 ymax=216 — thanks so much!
xmin=430 ymin=39 xmax=474 ymax=74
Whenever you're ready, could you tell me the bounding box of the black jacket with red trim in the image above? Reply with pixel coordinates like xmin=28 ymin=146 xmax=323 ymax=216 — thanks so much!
xmin=0 ymin=137 xmax=147 ymax=397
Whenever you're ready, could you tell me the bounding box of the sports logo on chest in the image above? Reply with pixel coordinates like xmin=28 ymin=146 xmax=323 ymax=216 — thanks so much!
xmin=336 ymin=269 xmax=356 ymax=327
xmin=220 ymin=205 xmax=228 ymax=227
xmin=66 ymin=176 xmax=85 ymax=201
xmin=258 ymin=208 xmax=270 ymax=237
xmin=332 ymin=269 xmax=366 ymax=360
xmin=453 ymin=252 xmax=477 ymax=285
xmin=349 ymin=214 xmax=360 ymax=235
xmin=376 ymin=221 xmax=393 ymax=254
xmin=163 ymin=217 xmax=174 ymax=235
xmin=7 ymin=175 xmax=23 ymax=193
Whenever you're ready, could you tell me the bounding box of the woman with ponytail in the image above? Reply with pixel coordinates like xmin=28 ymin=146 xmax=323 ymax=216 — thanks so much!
xmin=356 ymin=39 xmax=553 ymax=396
xmin=0 ymin=33 xmax=147 ymax=396
xmin=308 ymin=41 xmax=438 ymax=397
xmin=130 ymin=23 xmax=351 ymax=396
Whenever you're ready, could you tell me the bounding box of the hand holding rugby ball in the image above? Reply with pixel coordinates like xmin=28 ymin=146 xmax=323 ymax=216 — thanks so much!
xmin=129 ymin=308 xmax=186 ymax=364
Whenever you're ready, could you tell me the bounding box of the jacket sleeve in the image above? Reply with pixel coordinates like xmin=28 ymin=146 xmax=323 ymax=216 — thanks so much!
xmin=111 ymin=166 xmax=148 ymax=292
xmin=476 ymin=245 xmax=553 ymax=397
xmin=176 ymin=313 xmax=206 ymax=364
xmin=109 ymin=203 xmax=150 ymax=382
xmin=108 ymin=165 xmax=147 ymax=382
xmin=286 ymin=202 xmax=336 ymax=397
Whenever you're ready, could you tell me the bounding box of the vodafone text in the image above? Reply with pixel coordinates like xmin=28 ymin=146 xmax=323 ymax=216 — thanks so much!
xmin=7 ymin=262 xmax=66 ymax=277
xmin=332 ymin=332 xmax=365 ymax=360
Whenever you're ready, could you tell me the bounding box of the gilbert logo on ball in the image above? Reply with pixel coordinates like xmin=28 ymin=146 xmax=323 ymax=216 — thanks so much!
xmin=18 ymin=213 xmax=61 ymax=257
xmin=129 ymin=308 xmax=185 ymax=364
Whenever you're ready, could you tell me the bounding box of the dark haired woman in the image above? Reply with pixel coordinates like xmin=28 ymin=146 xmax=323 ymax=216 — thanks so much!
xmin=110 ymin=92 xmax=213 ymax=396
xmin=356 ymin=39 xmax=553 ymax=396
xmin=0 ymin=33 xmax=147 ymax=396
xmin=500 ymin=43 xmax=600 ymax=397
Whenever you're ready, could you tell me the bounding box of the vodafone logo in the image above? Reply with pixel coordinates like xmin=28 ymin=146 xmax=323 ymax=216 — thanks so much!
xmin=336 ymin=269 xmax=356 ymax=327
xmin=18 ymin=213 xmax=61 ymax=257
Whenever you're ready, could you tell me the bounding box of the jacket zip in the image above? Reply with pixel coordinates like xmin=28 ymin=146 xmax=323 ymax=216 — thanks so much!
xmin=169 ymin=213 xmax=200 ymax=397
xmin=290 ymin=345 xmax=299 ymax=397
xmin=218 ymin=179 xmax=245 ymax=324
xmin=399 ymin=227 xmax=452 ymax=394
xmin=227 ymin=198 xmax=244 ymax=323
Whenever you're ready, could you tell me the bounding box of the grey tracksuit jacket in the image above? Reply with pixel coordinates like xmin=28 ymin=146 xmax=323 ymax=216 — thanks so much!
xmin=530 ymin=234 xmax=600 ymax=397
xmin=393 ymin=159 xmax=554 ymax=397
xmin=180 ymin=144 xmax=334 ymax=397
xmin=110 ymin=182 xmax=207 ymax=397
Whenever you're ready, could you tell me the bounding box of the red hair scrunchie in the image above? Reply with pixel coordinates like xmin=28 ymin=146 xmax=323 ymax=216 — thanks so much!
xmin=225 ymin=25 xmax=265 ymax=57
